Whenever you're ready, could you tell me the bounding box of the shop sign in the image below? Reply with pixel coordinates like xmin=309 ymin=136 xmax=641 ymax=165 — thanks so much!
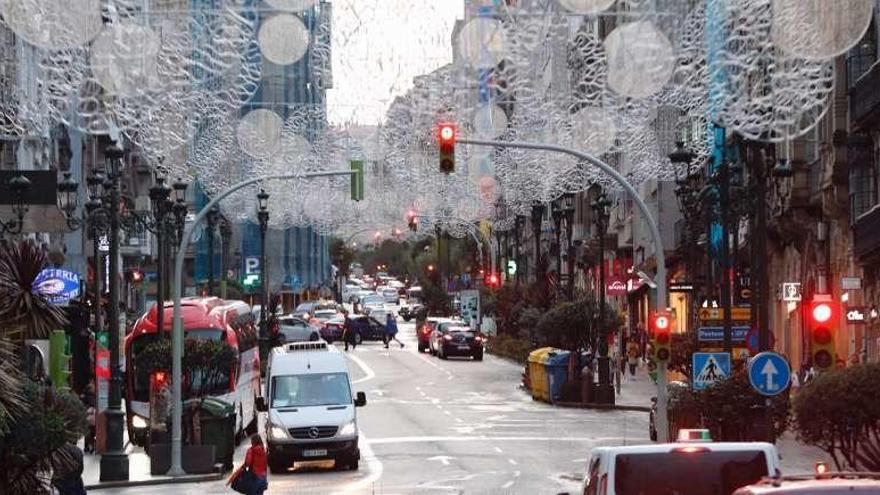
xmin=607 ymin=277 xmax=627 ymax=296
xmin=847 ymin=306 xmax=867 ymax=324
xmin=781 ymin=282 xmax=802 ymax=302
xmin=32 ymin=268 xmax=81 ymax=305
xmin=842 ymin=277 xmax=862 ymax=290
xmin=669 ymin=282 xmax=695 ymax=292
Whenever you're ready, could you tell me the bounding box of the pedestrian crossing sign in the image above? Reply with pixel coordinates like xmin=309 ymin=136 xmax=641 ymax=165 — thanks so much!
xmin=692 ymin=352 xmax=731 ymax=390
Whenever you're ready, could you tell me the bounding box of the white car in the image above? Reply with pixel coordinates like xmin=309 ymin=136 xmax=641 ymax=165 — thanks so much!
xmin=377 ymin=286 xmax=400 ymax=304
xmin=563 ymin=435 xmax=781 ymax=495
xmin=259 ymin=341 xmax=367 ymax=473
xmin=341 ymin=284 xmax=362 ymax=303
xmin=360 ymin=294 xmax=386 ymax=314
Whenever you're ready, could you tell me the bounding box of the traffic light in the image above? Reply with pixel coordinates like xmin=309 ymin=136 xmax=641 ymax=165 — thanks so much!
xmin=809 ymin=297 xmax=837 ymax=371
xmin=126 ymin=268 xmax=144 ymax=285
xmin=49 ymin=329 xmax=71 ymax=390
xmin=407 ymin=210 xmax=418 ymax=232
xmin=438 ymin=123 xmax=456 ymax=174
xmin=652 ymin=311 xmax=672 ymax=362
xmin=487 ymin=272 xmax=499 ymax=288
xmin=350 ymin=160 xmax=364 ymax=201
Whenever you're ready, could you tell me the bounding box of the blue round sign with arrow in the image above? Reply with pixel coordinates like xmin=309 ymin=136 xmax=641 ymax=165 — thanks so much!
xmin=748 ymin=351 xmax=791 ymax=396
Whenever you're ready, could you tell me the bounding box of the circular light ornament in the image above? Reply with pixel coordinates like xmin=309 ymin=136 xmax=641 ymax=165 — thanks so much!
xmin=237 ymin=109 xmax=284 ymax=159
xmin=556 ymin=0 xmax=616 ymax=14
xmin=812 ymin=303 xmax=832 ymax=323
xmin=604 ymin=21 xmax=675 ymax=99
xmin=265 ymin=0 xmax=317 ymax=12
xmin=473 ymin=104 xmax=508 ymax=139
xmin=771 ymin=0 xmax=874 ymax=60
xmin=572 ymin=106 xmax=617 ymax=156
xmin=90 ymin=24 xmax=162 ymax=96
xmin=457 ymin=17 xmax=507 ymax=69
xmin=258 ymin=14 xmax=310 ymax=66
xmin=0 ymin=0 xmax=102 ymax=49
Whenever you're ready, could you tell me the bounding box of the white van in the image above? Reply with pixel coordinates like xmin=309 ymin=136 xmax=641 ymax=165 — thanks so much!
xmin=564 ymin=439 xmax=781 ymax=495
xmin=257 ymin=341 xmax=367 ymax=473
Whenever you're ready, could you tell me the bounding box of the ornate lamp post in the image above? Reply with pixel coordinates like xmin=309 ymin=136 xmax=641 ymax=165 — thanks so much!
xmin=561 ymin=192 xmax=576 ymax=299
xmin=57 ymin=145 xmax=130 ymax=481
xmin=257 ymin=189 xmax=270 ymax=358
xmin=205 ymin=206 xmax=220 ymax=296
xmin=219 ymin=216 xmax=232 ymax=299
xmin=0 ymin=174 xmax=31 ymax=236
xmin=592 ymin=188 xmax=614 ymax=405
xmin=551 ymin=198 xmax=564 ymax=281
xmin=669 ymin=142 xmax=702 ymax=337
xmin=514 ymin=214 xmax=526 ymax=286
xmin=530 ymin=202 xmax=545 ymax=283
xmin=148 ymin=177 xmax=173 ymax=339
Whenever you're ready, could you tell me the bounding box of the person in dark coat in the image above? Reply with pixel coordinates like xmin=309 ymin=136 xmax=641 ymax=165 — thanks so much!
xmin=52 ymin=443 xmax=86 ymax=495
xmin=342 ymin=311 xmax=358 ymax=352
xmin=384 ymin=313 xmax=404 ymax=349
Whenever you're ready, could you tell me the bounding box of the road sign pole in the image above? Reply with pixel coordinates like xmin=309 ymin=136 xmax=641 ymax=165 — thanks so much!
xmin=459 ymin=138 xmax=669 ymax=440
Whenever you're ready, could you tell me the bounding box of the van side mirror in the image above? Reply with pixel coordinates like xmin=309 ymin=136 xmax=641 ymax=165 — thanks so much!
xmin=355 ymin=391 xmax=366 ymax=407
xmin=256 ymin=396 xmax=267 ymax=412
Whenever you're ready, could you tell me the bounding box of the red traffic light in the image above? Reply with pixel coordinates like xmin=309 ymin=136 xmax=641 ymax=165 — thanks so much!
xmin=437 ymin=123 xmax=456 ymax=174
xmin=438 ymin=123 xmax=456 ymax=143
xmin=812 ymin=302 xmax=832 ymax=323
xmin=655 ymin=315 xmax=670 ymax=331
xmin=488 ymin=273 xmax=499 ymax=286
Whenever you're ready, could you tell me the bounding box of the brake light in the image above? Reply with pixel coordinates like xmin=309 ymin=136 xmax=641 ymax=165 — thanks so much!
xmin=672 ymin=446 xmax=710 ymax=453
xmin=443 ymin=334 xmax=452 ymax=341
xmin=474 ymin=335 xmax=483 ymax=342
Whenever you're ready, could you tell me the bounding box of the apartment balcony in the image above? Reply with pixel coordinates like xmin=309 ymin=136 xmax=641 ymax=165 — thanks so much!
xmin=851 ymin=62 xmax=880 ymax=128
xmin=854 ymin=205 xmax=880 ymax=263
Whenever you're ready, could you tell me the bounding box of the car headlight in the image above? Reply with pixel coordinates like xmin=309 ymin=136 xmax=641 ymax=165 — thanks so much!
xmin=270 ymin=425 xmax=290 ymax=440
xmin=338 ymin=420 xmax=357 ymax=437
xmin=131 ymin=415 xmax=148 ymax=429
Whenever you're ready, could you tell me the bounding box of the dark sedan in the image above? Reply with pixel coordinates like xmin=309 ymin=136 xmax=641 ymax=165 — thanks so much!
xmin=433 ymin=324 xmax=483 ymax=360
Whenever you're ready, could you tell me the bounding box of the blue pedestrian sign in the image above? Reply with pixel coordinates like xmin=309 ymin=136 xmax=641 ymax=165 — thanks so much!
xmin=748 ymin=352 xmax=791 ymax=396
xmin=291 ymin=275 xmax=302 ymax=293
xmin=692 ymin=352 xmax=731 ymax=390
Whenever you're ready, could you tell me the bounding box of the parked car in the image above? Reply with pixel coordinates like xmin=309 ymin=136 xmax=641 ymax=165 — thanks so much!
xmin=562 ymin=435 xmax=781 ymax=495
xmin=276 ymin=324 xmax=320 ymax=345
xmin=431 ymin=324 xmax=483 ymax=360
xmin=417 ymin=317 xmax=451 ymax=353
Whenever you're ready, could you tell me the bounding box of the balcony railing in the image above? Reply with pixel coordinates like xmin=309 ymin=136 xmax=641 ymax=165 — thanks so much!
xmin=854 ymin=205 xmax=880 ymax=261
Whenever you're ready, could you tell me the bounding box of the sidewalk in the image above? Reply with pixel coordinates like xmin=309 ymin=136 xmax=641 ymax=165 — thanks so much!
xmin=81 ymin=440 xmax=229 ymax=490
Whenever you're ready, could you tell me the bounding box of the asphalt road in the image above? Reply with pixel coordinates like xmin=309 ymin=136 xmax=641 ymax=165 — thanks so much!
xmin=102 ymin=318 xmax=650 ymax=494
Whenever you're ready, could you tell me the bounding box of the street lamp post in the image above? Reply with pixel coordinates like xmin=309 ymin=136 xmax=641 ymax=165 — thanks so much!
xmin=562 ymin=193 xmax=576 ymax=299
xmin=58 ymin=146 xmax=130 ymax=481
xmin=0 ymin=173 xmax=31 ymax=236
xmin=514 ymin=214 xmax=525 ymax=286
xmin=206 ymin=206 xmax=219 ymax=296
xmin=592 ymin=188 xmax=614 ymax=405
xmin=531 ymin=202 xmax=545 ymax=283
xmin=551 ymin=198 xmax=563 ymax=283
xmin=257 ymin=189 xmax=270 ymax=360
xmin=219 ymin=217 xmax=232 ymax=299
xmin=148 ymin=177 xmax=173 ymax=339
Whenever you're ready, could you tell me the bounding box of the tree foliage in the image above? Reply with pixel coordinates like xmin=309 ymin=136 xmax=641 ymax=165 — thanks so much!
xmin=0 ymin=381 xmax=87 ymax=493
xmin=0 ymin=241 xmax=68 ymax=342
xmin=134 ymin=338 xmax=237 ymax=398
xmin=329 ymin=237 xmax=357 ymax=277
xmin=793 ymin=363 xmax=880 ymax=471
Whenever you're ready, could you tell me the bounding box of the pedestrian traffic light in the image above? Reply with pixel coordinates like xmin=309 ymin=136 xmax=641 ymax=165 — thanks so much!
xmin=487 ymin=272 xmax=499 ymax=288
xmin=49 ymin=329 xmax=71 ymax=390
xmin=652 ymin=311 xmax=672 ymax=362
xmin=437 ymin=123 xmax=456 ymax=174
xmin=809 ymin=297 xmax=837 ymax=371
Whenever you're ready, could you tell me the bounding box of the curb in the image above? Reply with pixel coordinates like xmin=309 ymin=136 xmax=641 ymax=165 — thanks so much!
xmin=85 ymin=472 xmax=225 ymax=491
xmin=554 ymin=401 xmax=652 ymax=413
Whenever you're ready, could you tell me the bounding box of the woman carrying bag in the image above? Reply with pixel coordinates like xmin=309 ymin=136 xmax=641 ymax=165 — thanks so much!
xmin=228 ymin=434 xmax=269 ymax=494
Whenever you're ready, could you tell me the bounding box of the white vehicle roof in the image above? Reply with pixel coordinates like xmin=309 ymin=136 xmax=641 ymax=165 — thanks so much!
xmin=269 ymin=341 xmax=348 ymax=376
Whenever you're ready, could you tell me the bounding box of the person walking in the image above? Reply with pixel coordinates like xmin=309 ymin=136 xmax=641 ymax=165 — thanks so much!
xmin=80 ymin=380 xmax=96 ymax=454
xmin=228 ymin=434 xmax=268 ymax=495
xmin=626 ymin=340 xmax=640 ymax=380
xmin=342 ymin=311 xmax=358 ymax=352
xmin=384 ymin=313 xmax=404 ymax=349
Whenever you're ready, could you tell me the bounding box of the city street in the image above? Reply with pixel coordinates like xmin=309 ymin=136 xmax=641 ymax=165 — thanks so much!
xmin=102 ymin=319 xmax=648 ymax=494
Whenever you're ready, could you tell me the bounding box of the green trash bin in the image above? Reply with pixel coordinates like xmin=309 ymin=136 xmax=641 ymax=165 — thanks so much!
xmin=198 ymin=397 xmax=236 ymax=470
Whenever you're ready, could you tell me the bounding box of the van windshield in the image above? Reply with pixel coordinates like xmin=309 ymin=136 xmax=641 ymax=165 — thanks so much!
xmin=614 ymin=450 xmax=769 ymax=495
xmin=272 ymin=373 xmax=352 ymax=408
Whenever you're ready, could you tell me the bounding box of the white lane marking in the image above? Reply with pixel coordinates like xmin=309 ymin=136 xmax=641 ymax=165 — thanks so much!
xmin=443 ymin=410 xmax=452 ymax=416
xmin=513 ymin=470 xmax=521 ymax=478
xmin=502 ymin=480 xmax=515 ymax=489
xmin=454 ymin=418 xmax=464 ymax=423
xmin=334 ymin=433 xmax=383 ymax=495
xmin=508 ymin=458 xmax=518 ymax=466
xmin=367 ymin=435 xmax=627 ymax=445
xmin=494 ymin=447 xmax=503 ymax=454
xmin=427 ymin=455 xmax=454 ymax=466
xmin=348 ymin=352 xmax=376 ymax=385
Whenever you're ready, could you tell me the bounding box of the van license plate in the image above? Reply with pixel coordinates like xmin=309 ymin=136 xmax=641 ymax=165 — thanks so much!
xmin=458 ymin=345 xmax=470 ymax=350
xmin=303 ymin=449 xmax=327 ymax=457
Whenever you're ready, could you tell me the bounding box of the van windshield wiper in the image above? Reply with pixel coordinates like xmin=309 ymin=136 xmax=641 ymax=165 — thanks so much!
xmin=276 ymin=407 xmax=299 ymax=412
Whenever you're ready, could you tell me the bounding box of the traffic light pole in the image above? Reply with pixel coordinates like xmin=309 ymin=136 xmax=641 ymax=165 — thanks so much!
xmin=167 ymin=169 xmax=356 ymax=476
xmin=459 ymin=138 xmax=669 ymax=439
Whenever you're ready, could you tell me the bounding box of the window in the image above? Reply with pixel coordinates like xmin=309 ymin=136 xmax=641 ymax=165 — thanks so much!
xmin=271 ymin=373 xmax=352 ymax=408
xmin=849 ymin=135 xmax=877 ymax=223
xmin=847 ymin=16 xmax=877 ymax=88
xmin=614 ymin=450 xmax=769 ymax=495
